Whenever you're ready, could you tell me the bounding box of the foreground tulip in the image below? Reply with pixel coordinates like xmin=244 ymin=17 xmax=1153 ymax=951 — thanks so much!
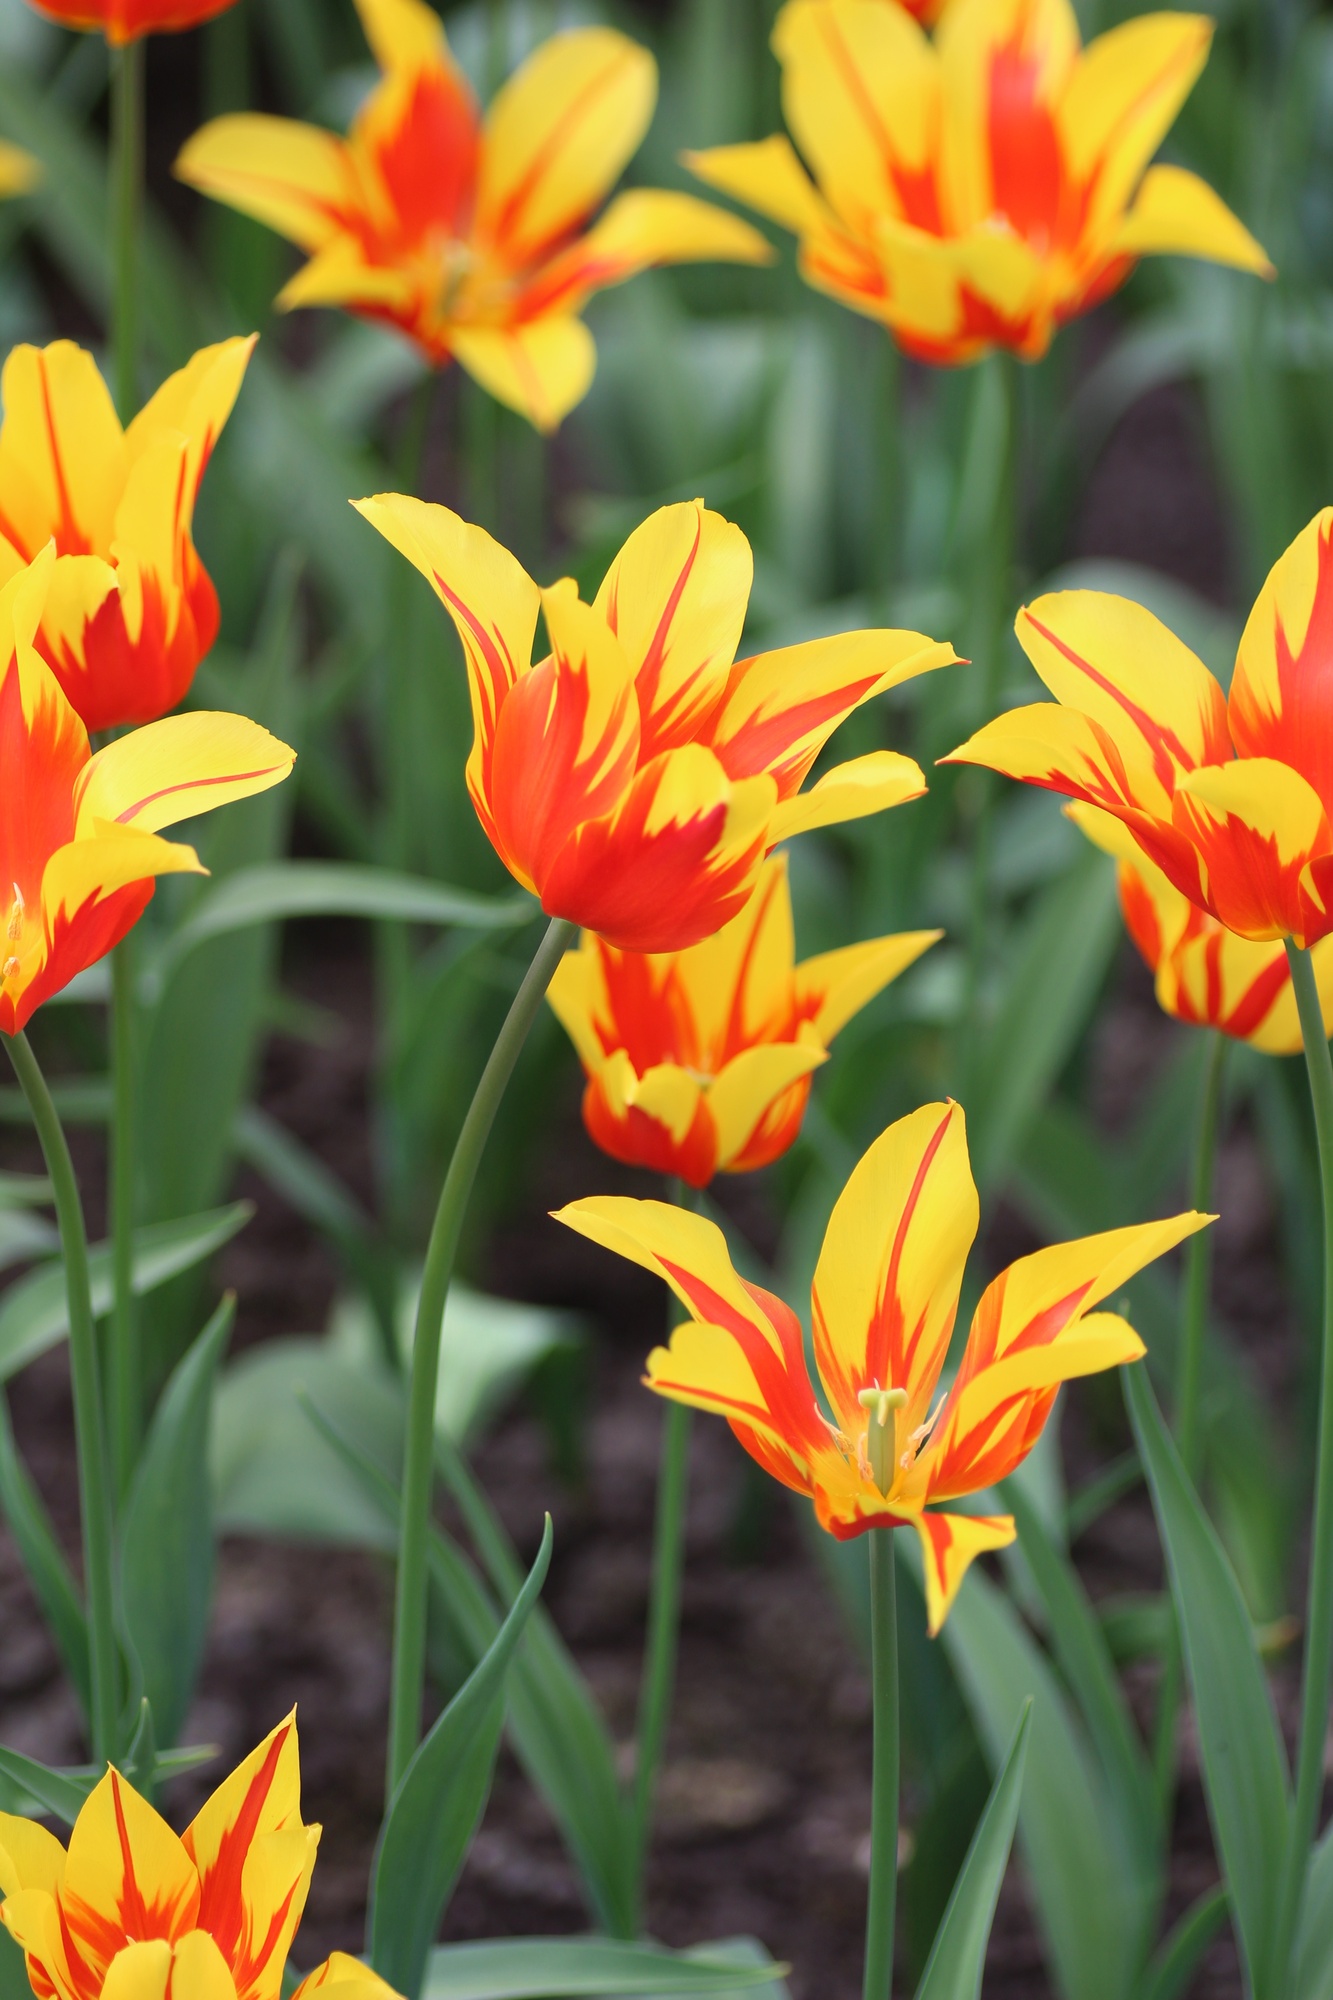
xmin=549 ymin=854 xmax=939 ymax=1184
xmin=557 ymin=1100 xmax=1206 ymax=1630
xmin=689 ymin=0 xmax=1269 ymax=365
xmin=23 ymin=0 xmax=236 ymax=40
xmin=358 ymin=495 xmax=955 ymax=953
xmin=947 ymin=510 xmax=1333 ymax=947
xmin=0 ymin=336 xmax=254 ymax=732
xmin=175 ymin=0 xmax=771 ymax=432
xmin=0 ymin=548 xmax=293 ymax=1034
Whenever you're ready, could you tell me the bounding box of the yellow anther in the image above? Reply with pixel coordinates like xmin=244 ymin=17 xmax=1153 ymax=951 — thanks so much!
xmin=7 ymin=882 xmax=24 ymax=944
xmin=2 ymin=956 xmax=19 ymax=981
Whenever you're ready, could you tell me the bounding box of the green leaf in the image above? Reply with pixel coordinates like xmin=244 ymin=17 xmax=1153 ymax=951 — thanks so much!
xmin=0 ymin=1745 xmax=89 ymax=1825
xmin=0 ymin=1926 xmax=28 ymax=1998
xmin=369 ymin=1517 xmax=554 ymax=1998
xmin=0 ymin=1204 xmax=251 ymax=1384
xmin=0 ymin=1387 xmax=89 ymax=1717
xmin=121 ymin=1297 xmax=234 ymax=1748
xmin=422 ymin=1937 xmax=788 ymax=1999
xmin=915 ymin=1702 xmax=1032 ymax=2000
xmin=1295 ymin=1821 xmax=1333 ymax=2000
xmin=1144 ymin=1885 xmax=1230 ymax=2000
xmin=1125 ymin=1365 xmax=1289 ymax=1994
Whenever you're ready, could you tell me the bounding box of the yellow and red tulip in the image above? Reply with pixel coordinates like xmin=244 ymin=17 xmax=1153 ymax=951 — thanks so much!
xmin=0 ymin=547 xmax=293 ymax=1034
xmin=23 ymin=0 xmax=236 ymax=41
xmin=688 ymin=0 xmax=1270 ymax=366
xmin=549 ymin=853 xmax=939 ymax=1185
xmin=174 ymin=0 xmax=771 ymax=433
xmin=0 ymin=337 xmax=254 ymax=732
xmin=557 ymin=1101 xmax=1206 ymax=1631
xmin=947 ymin=510 xmax=1333 ymax=949
xmin=356 ymin=495 xmax=955 ymax=953
xmin=0 ymin=1715 xmax=399 ymax=2000
xmin=291 ymin=1957 xmax=403 ymax=1999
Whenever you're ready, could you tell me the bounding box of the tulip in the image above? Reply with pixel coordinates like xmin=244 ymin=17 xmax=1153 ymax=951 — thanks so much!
xmin=292 ymin=1957 xmax=403 ymax=1999
xmin=0 ymin=336 xmax=254 ymax=732
xmin=946 ymin=510 xmax=1333 ymax=948
xmin=0 ymin=143 xmax=38 ymax=198
xmin=688 ymin=0 xmax=1270 ymax=366
xmin=549 ymin=853 xmax=939 ymax=1184
xmin=175 ymin=0 xmax=772 ymax=433
xmin=556 ymin=1099 xmax=1207 ymax=1631
xmin=0 ymin=547 xmax=293 ymax=1034
xmin=23 ymin=0 xmax=236 ymax=41
xmin=357 ymin=495 xmax=956 ymax=953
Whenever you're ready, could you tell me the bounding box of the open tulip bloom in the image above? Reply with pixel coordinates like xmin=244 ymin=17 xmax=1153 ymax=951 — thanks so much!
xmin=175 ymin=0 xmax=771 ymax=432
xmin=688 ymin=0 xmax=1270 ymax=365
xmin=557 ymin=1099 xmax=1207 ymax=1632
xmin=0 ymin=1715 xmax=401 ymax=1998
xmin=549 ymin=853 xmax=939 ymax=1185
xmin=357 ymin=496 xmax=957 ymax=953
xmin=23 ymin=0 xmax=236 ymax=40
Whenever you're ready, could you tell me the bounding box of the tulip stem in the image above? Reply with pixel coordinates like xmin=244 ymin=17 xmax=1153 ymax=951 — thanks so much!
xmin=4 ymin=1030 xmax=118 ymax=1764
xmin=108 ymin=938 xmax=139 ymax=1505
xmin=631 ymin=1396 xmax=692 ymax=1927
xmin=1275 ymin=940 xmax=1333 ymax=1995
xmin=109 ymin=38 xmax=143 ymax=423
xmin=386 ymin=913 xmax=576 ymax=1798
xmin=863 ymin=1527 xmax=900 ymax=2000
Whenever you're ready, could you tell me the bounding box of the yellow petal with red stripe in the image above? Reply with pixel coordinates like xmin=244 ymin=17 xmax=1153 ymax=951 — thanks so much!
xmin=945 ymin=702 xmax=1166 ymax=819
xmin=1113 ymin=163 xmax=1272 ymax=274
xmin=684 ymin=136 xmax=835 ymax=239
xmin=770 ymin=750 xmax=926 ymax=842
xmin=450 ymin=318 xmax=597 ymax=433
xmin=564 ymin=189 xmax=773 ymax=297
xmin=914 ymin=1511 xmax=1016 ymax=1636
xmin=43 ymin=826 xmax=202 ymax=928
xmin=669 ymin=852 xmax=794 ymax=1056
xmin=277 ymin=243 xmax=415 ymax=314
xmin=294 ymin=1954 xmax=405 ymax=1998
xmin=796 ymin=928 xmax=942 ymax=1040
xmin=937 ymin=0 xmax=1080 ymax=233
xmin=175 ymin=115 xmax=354 ymax=253
xmin=124 ymin=336 xmax=256 ymax=502
xmin=62 ymin=1769 xmax=199 ymax=1951
xmin=0 ymin=343 xmax=126 ymax=561
xmin=1230 ymin=509 xmax=1333 ymax=812
xmin=74 ymin=712 xmax=295 ymax=835
xmin=1059 ymin=14 xmax=1211 ymax=236
xmin=707 ymin=1041 xmax=826 ymax=1164
xmin=1173 ymin=756 xmax=1329 ymax=943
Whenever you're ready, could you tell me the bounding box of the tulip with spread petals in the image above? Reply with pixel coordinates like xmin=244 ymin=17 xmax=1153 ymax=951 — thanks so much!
xmin=0 ymin=336 xmax=254 ymax=732
xmin=24 ymin=0 xmax=236 ymax=40
xmin=0 ymin=1714 xmax=402 ymax=2000
xmin=0 ymin=548 xmax=293 ymax=1035
xmin=947 ymin=510 xmax=1333 ymax=949
xmin=357 ymin=495 xmax=956 ymax=953
xmin=549 ymin=853 xmax=939 ymax=1185
xmin=175 ymin=0 xmax=771 ymax=432
xmin=689 ymin=0 xmax=1270 ymax=366
xmin=557 ymin=1100 xmax=1207 ymax=1630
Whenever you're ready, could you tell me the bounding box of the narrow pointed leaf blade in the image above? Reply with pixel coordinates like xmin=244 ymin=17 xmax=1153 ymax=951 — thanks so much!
xmin=422 ymin=1937 xmax=787 ymax=1998
xmin=914 ymin=1703 xmax=1031 ymax=2000
xmin=0 ymin=1388 xmax=89 ymax=1717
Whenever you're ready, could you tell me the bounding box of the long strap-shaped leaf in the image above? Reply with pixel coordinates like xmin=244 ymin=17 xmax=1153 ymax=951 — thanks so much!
xmin=422 ymin=1937 xmax=787 ymax=1998
xmin=915 ymin=1701 xmax=1031 ymax=2000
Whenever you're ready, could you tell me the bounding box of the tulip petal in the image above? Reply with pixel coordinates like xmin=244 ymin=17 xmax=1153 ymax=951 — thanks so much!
xmin=796 ymin=928 xmax=942 ymax=1041
xmin=1173 ymin=755 xmax=1330 ymax=943
xmin=937 ymin=0 xmax=1080 ymax=236
xmin=352 ymin=0 xmax=446 ymax=71
xmin=530 ymin=190 xmax=774 ymax=318
xmin=0 ymin=1816 xmax=65 ymax=1899
xmin=62 ymin=1769 xmax=201 ymax=1964
xmin=770 ymin=749 xmax=927 ymax=841
xmin=1059 ymin=14 xmax=1212 ymax=230
xmin=1231 ymin=509 xmax=1333 ymax=816
xmin=1113 ymin=162 xmax=1272 ymax=274
xmin=0 ymin=344 xmax=126 ymax=562
xmin=707 ymin=1041 xmax=826 ymax=1166
xmin=277 ymin=242 xmax=416 ymax=314
xmin=583 ymin=1054 xmax=718 ymax=1185
xmin=175 ymin=115 xmax=356 ymax=253
xmin=671 ymin=852 xmax=795 ymax=1062
xmin=685 ymin=134 xmax=835 ymax=239
xmin=102 ymin=1939 xmax=176 ymax=2000
xmin=184 ymin=1716 xmax=311 ymax=1973
xmin=293 ymin=1954 xmax=405 ymax=1998
xmin=74 ymin=712 xmax=295 ymax=836
xmin=43 ymin=825 xmax=202 ymax=925
xmin=449 ymin=317 xmax=598 ymax=433
xmin=914 ymin=1511 xmax=1016 ymax=1636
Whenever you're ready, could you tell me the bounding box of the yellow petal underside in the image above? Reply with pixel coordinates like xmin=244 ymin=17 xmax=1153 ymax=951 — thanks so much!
xmin=684 ymin=135 xmax=836 ymax=240
xmin=125 ymin=336 xmax=257 ymax=504
xmin=74 ymin=712 xmax=295 ymax=836
xmin=795 ymin=928 xmax=942 ymax=1040
xmin=292 ymin=1952 xmax=406 ymax=1998
xmin=450 ymin=318 xmax=598 ymax=433
xmin=707 ymin=1040 xmax=826 ymax=1163
xmin=1059 ymin=13 xmax=1211 ymax=237
xmin=1113 ymin=163 xmax=1272 ymax=274
xmin=0 ymin=343 xmax=126 ymax=559
xmin=0 ymin=1814 xmax=65 ymax=1899
xmin=175 ymin=115 xmax=354 ymax=254
xmin=771 ymin=750 xmax=927 ymax=842
xmin=545 ymin=940 xmax=608 ymax=1070
xmin=915 ymin=1511 xmax=1016 ymax=1636
xmin=43 ymin=826 xmax=202 ymax=927
xmin=352 ymin=0 xmax=447 ymax=71
xmin=570 ymin=188 xmax=774 ymax=289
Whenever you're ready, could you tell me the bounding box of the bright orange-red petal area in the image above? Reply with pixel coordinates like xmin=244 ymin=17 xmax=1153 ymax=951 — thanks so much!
xmin=25 ymin=0 xmax=236 ymax=40
xmin=555 ymin=1103 xmax=1208 ymax=1629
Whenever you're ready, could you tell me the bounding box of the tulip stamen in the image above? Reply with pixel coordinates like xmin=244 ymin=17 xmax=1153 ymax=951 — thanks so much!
xmin=7 ymin=882 xmax=24 ymax=943
xmin=858 ymin=1382 xmax=908 ymax=1495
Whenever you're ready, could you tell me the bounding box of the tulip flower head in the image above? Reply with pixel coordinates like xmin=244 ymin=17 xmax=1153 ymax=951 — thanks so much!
xmin=23 ymin=0 xmax=236 ymax=41
xmin=175 ymin=0 xmax=772 ymax=432
xmin=558 ymin=1101 xmax=1207 ymax=1630
xmin=549 ymin=854 xmax=940 ymax=1185
xmin=0 ymin=549 xmax=293 ymax=1034
xmin=358 ymin=495 xmax=956 ymax=952
xmin=947 ymin=510 xmax=1333 ymax=949
xmin=0 ymin=1714 xmax=402 ymax=2000
xmin=689 ymin=0 xmax=1270 ymax=366
xmin=0 ymin=337 xmax=254 ymax=732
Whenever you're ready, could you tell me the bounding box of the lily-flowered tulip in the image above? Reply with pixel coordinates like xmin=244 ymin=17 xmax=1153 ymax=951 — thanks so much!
xmin=0 ymin=336 xmax=254 ymax=732
xmin=947 ymin=510 xmax=1333 ymax=948
xmin=688 ymin=0 xmax=1270 ymax=365
xmin=175 ymin=0 xmax=771 ymax=432
xmin=0 ymin=548 xmax=293 ymax=1034
xmin=557 ymin=1101 xmax=1206 ymax=1630
xmin=23 ymin=0 xmax=236 ymax=39
xmin=549 ymin=854 xmax=939 ymax=1185
xmin=0 ymin=1714 xmax=401 ymax=2000
xmin=358 ymin=495 xmax=955 ymax=953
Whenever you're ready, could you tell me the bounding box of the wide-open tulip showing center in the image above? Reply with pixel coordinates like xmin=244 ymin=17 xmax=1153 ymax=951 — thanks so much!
xmin=0 ymin=337 xmax=254 ymax=732
xmin=549 ymin=853 xmax=939 ymax=1185
xmin=947 ymin=509 xmax=1333 ymax=950
xmin=357 ymin=495 xmax=957 ymax=953
xmin=176 ymin=0 xmax=770 ymax=432
xmin=689 ymin=0 xmax=1270 ymax=365
xmin=557 ymin=1101 xmax=1206 ymax=1631
xmin=0 ymin=550 xmax=293 ymax=1034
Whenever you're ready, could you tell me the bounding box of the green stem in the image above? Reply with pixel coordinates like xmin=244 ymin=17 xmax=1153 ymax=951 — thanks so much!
xmin=108 ymin=938 xmax=138 ymax=1506
xmin=630 ymin=1397 xmax=692 ymax=1926
xmin=1152 ymin=1028 xmax=1227 ymax=1812
xmin=1273 ymin=941 xmax=1333 ymax=1996
xmin=109 ymin=39 xmax=143 ymax=423
xmin=4 ymin=1030 xmax=118 ymax=1762
xmin=385 ymin=914 xmax=576 ymax=1797
xmin=863 ymin=1527 xmax=900 ymax=2000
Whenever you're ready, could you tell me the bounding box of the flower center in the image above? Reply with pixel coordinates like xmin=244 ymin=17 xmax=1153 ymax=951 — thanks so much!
xmin=857 ymin=1383 xmax=908 ymax=1495
xmin=3 ymin=882 xmax=27 ymax=984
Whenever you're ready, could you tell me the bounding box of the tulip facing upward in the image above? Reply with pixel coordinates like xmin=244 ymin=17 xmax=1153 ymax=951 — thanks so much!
xmin=0 ymin=1714 xmax=402 ymax=1999
xmin=557 ymin=1101 xmax=1207 ymax=1631
xmin=689 ymin=0 xmax=1270 ymax=366
xmin=0 ymin=549 xmax=293 ymax=1034
xmin=357 ymin=495 xmax=956 ymax=953
xmin=947 ymin=510 xmax=1333 ymax=949
xmin=175 ymin=0 xmax=771 ymax=433
xmin=549 ymin=853 xmax=940 ymax=1185
xmin=23 ymin=0 xmax=236 ymax=40
xmin=0 ymin=337 xmax=254 ymax=732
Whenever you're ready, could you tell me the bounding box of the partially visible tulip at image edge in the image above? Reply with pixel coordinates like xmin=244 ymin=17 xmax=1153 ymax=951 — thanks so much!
xmin=23 ymin=0 xmax=238 ymax=42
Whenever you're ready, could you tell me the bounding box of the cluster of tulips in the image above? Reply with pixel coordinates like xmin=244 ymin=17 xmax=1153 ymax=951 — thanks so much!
xmin=0 ymin=0 xmax=1325 ymax=1995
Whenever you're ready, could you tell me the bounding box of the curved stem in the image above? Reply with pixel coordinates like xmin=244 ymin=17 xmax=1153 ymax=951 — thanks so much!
xmin=863 ymin=1527 xmax=900 ymax=2000
xmin=1273 ymin=941 xmax=1333 ymax=1995
xmin=110 ymin=39 xmax=142 ymax=423
xmin=4 ymin=1030 xmax=118 ymax=1762
xmin=385 ymin=914 xmax=575 ymax=1797
xmin=108 ymin=937 xmax=138 ymax=1506
xmin=630 ymin=1397 xmax=692 ymax=1929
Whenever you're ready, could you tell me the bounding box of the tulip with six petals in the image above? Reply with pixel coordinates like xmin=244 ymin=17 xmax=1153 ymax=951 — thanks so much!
xmin=557 ymin=1100 xmax=1207 ymax=1631
xmin=175 ymin=0 xmax=771 ymax=432
xmin=689 ymin=0 xmax=1270 ymax=366
xmin=549 ymin=852 xmax=940 ymax=1185
xmin=356 ymin=495 xmax=956 ymax=953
